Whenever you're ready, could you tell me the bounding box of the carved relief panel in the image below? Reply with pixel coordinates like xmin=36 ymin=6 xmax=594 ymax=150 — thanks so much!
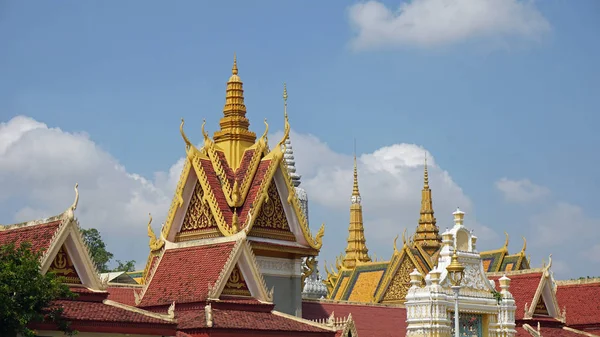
xmin=382 ymin=257 xmax=416 ymax=302
xmin=250 ymin=182 xmax=295 ymax=241
xmin=177 ymin=182 xmax=218 ymax=240
xmin=48 ymin=245 xmax=81 ymax=284
xmin=222 ymin=264 xmax=251 ymax=297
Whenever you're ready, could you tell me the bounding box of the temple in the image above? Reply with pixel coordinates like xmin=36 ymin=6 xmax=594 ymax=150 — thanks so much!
xmin=324 ymin=156 xmax=531 ymax=304
xmin=2 ymin=55 xmax=599 ymax=337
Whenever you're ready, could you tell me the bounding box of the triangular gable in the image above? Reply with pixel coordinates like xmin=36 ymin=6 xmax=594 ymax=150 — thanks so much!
xmin=204 ymin=234 xmax=274 ymax=302
xmin=247 ymin=165 xmax=323 ymax=251
xmin=43 ymin=218 xmax=104 ymax=290
xmin=0 ymin=185 xmax=104 ymax=291
xmin=137 ymin=232 xmax=272 ymax=307
xmin=221 ymin=264 xmax=251 ymax=297
xmin=525 ymin=258 xmax=564 ymax=322
xmin=374 ymin=246 xmax=426 ymax=303
xmin=248 ymin=174 xmax=296 ymax=242
xmin=48 ymin=244 xmax=82 ymax=284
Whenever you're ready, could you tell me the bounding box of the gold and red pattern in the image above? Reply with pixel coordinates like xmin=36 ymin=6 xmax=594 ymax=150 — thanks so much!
xmin=222 ymin=264 xmax=251 ymax=297
xmin=176 ymin=182 xmax=219 ymax=241
xmin=48 ymin=244 xmax=81 ymax=284
xmin=534 ymin=296 xmax=550 ymax=316
xmin=249 ymin=181 xmax=295 ymax=241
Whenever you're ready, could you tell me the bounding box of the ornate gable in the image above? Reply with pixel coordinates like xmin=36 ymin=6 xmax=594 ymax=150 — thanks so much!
xmin=176 ymin=181 xmax=219 ymax=241
xmin=49 ymin=244 xmax=82 ymax=284
xmin=222 ymin=264 xmax=251 ymax=297
xmin=381 ymin=254 xmax=417 ymax=303
xmin=249 ymin=177 xmax=295 ymax=242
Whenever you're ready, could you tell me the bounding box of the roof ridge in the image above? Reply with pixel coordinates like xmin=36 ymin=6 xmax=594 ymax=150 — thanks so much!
xmin=556 ymin=277 xmax=600 ymax=286
xmin=307 ymin=298 xmax=405 ymax=308
xmin=271 ymin=310 xmax=336 ymax=332
xmin=207 ymin=234 xmax=246 ymax=300
xmin=103 ymin=299 xmax=176 ymax=323
xmin=135 ymin=247 xmax=167 ymax=305
xmin=0 ymin=214 xmax=64 ymax=231
xmin=486 ymin=268 xmax=545 ymax=277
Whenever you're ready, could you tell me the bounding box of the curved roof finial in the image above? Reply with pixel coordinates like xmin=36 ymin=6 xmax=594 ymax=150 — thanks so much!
xmin=277 ymin=83 xmax=291 ymax=148
xmin=70 ymin=183 xmax=79 ymax=212
xmin=520 ymin=236 xmax=527 ymax=255
xmin=180 ymin=118 xmax=192 ymax=148
xmin=503 ymin=231 xmax=509 ymax=251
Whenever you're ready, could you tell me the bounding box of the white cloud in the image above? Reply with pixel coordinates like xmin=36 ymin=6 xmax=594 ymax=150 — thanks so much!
xmin=9 ymin=115 xmax=599 ymax=281
xmin=0 ymin=116 xmax=177 ymax=268
xmin=273 ymin=130 xmax=498 ymax=263
xmin=495 ymin=177 xmax=551 ymax=203
xmin=348 ymin=0 xmax=551 ymax=50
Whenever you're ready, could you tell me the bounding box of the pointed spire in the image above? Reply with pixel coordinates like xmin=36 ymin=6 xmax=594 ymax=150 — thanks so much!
xmin=343 ymin=144 xmax=370 ymax=269
xmin=413 ymin=152 xmax=442 ymax=254
xmin=213 ymin=54 xmax=257 ymax=169
xmin=351 ymin=150 xmax=361 ymax=204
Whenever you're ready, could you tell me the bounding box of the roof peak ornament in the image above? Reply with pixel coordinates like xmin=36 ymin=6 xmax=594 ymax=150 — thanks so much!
xmin=65 ymin=183 xmax=79 ymax=221
xmin=213 ymin=54 xmax=257 ymax=169
xmin=414 ymin=151 xmax=441 ymax=253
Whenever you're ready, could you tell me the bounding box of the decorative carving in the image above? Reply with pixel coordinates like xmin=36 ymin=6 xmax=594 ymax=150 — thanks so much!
xmin=205 ymin=303 xmax=213 ymax=328
xmin=222 ymin=265 xmax=251 ymax=296
xmin=534 ymin=296 xmax=549 ymax=316
xmin=180 ymin=182 xmax=217 ymax=233
xmin=253 ymin=182 xmax=290 ymax=230
xmin=462 ymin=264 xmax=489 ymax=291
xmin=48 ymin=245 xmax=81 ymax=284
xmin=147 ymin=213 xmax=165 ymax=252
xmin=302 ymin=257 xmax=316 ymax=289
xmin=383 ymin=257 xmax=416 ymax=302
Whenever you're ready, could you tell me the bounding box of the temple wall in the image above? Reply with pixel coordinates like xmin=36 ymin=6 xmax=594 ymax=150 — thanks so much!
xmin=255 ymin=256 xmax=303 ymax=316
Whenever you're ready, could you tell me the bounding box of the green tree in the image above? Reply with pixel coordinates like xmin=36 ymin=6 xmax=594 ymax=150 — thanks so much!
xmin=81 ymin=228 xmax=113 ymax=273
xmin=0 ymin=242 xmax=76 ymax=337
xmin=113 ymin=260 xmax=136 ymax=272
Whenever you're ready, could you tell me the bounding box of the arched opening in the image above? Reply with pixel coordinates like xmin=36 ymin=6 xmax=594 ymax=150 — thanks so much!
xmin=456 ymin=230 xmax=469 ymax=251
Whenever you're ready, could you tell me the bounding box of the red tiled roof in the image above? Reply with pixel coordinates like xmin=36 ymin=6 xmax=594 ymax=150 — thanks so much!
xmin=107 ymin=286 xmax=138 ymax=306
xmin=556 ymin=281 xmax=600 ymax=327
xmin=53 ymin=299 xmax=175 ymax=325
xmin=490 ymin=272 xmax=542 ymax=320
xmin=302 ymin=301 xmax=406 ymax=337
xmin=177 ymin=307 xmax=333 ymax=333
xmin=138 ymin=242 xmax=236 ymax=307
xmin=0 ymin=220 xmax=62 ymax=253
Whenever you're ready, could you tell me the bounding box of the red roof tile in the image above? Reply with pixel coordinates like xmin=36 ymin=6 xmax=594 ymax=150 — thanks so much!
xmin=138 ymin=242 xmax=236 ymax=307
xmin=0 ymin=220 xmax=61 ymax=253
xmin=557 ymin=282 xmax=600 ymax=327
xmin=490 ymin=272 xmax=542 ymax=320
xmin=302 ymin=301 xmax=406 ymax=337
xmin=177 ymin=307 xmax=333 ymax=333
xmin=53 ymin=299 xmax=175 ymax=325
xmin=107 ymin=286 xmax=139 ymax=306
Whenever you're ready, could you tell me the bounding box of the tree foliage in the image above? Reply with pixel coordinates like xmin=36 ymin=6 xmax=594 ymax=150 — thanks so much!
xmin=80 ymin=228 xmax=114 ymax=273
xmin=0 ymin=242 xmax=76 ymax=337
xmin=81 ymin=228 xmax=135 ymax=273
xmin=113 ymin=260 xmax=136 ymax=272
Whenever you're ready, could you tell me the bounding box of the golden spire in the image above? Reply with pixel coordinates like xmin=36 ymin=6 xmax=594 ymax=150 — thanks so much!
xmin=343 ymin=146 xmax=371 ymax=269
xmin=213 ymin=54 xmax=257 ymax=169
xmin=413 ymin=153 xmax=442 ymax=254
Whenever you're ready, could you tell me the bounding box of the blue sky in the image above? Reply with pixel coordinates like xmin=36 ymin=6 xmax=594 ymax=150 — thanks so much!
xmin=1 ymin=0 xmax=599 ymax=279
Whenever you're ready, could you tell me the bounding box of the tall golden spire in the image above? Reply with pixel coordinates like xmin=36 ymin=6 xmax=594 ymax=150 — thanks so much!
xmin=413 ymin=153 xmax=441 ymax=254
xmin=343 ymin=149 xmax=371 ymax=269
xmin=213 ymin=54 xmax=257 ymax=169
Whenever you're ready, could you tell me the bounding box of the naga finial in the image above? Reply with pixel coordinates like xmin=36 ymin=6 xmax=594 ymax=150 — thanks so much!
xmin=180 ymin=118 xmax=192 ymax=148
xmin=259 ymin=118 xmax=269 ymax=144
xmin=402 ymin=228 xmax=407 ymax=246
xmin=520 ymin=236 xmax=527 ymax=255
xmin=71 ymin=183 xmax=79 ymax=211
xmin=65 ymin=183 xmax=79 ymax=221
xmin=201 ymin=119 xmax=210 ymax=142
xmin=393 ymin=234 xmax=399 ymax=254
xmin=147 ymin=213 xmax=165 ymax=252
xmin=503 ymin=231 xmax=509 ymax=250
xmin=277 ymin=84 xmax=291 ymax=149
xmin=314 ymin=223 xmax=325 ymax=249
